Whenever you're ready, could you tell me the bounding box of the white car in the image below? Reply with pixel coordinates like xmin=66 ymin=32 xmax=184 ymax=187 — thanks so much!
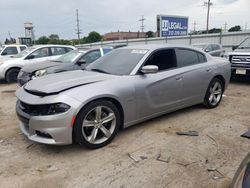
xmin=0 ymin=44 xmax=27 ymax=58
xmin=0 ymin=45 xmax=76 ymax=83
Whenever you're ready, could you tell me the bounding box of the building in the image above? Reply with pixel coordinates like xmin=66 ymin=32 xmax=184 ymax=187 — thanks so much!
xmin=104 ymin=31 xmax=147 ymax=41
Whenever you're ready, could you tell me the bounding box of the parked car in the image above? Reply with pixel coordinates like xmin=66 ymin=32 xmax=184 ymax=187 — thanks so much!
xmin=17 ymin=47 xmax=112 ymax=86
xmin=0 ymin=45 xmax=76 ymax=82
xmin=230 ymin=152 xmax=250 ymax=188
xmin=0 ymin=44 xmax=27 ymax=57
xmin=192 ymin=43 xmax=225 ymax=57
xmin=16 ymin=44 xmax=231 ymax=148
xmin=226 ymin=37 xmax=250 ymax=77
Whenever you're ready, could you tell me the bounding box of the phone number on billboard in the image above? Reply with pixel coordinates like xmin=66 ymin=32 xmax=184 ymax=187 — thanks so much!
xmin=163 ymin=31 xmax=187 ymax=36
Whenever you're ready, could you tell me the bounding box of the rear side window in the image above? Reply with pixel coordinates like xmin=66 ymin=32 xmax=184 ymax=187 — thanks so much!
xmin=65 ymin=47 xmax=74 ymax=52
xmin=103 ymin=48 xmax=112 ymax=54
xmin=176 ymin=49 xmax=199 ymax=67
xmin=212 ymin=44 xmax=220 ymax=50
xmin=197 ymin=52 xmax=207 ymax=63
xmin=176 ymin=49 xmax=207 ymax=67
xmin=1 ymin=47 xmax=18 ymax=55
xmin=51 ymin=47 xmax=67 ymax=56
xmin=20 ymin=46 xmax=27 ymax=51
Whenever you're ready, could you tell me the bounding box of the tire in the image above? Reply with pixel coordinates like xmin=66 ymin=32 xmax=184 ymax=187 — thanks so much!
xmin=5 ymin=68 xmax=20 ymax=83
xmin=73 ymin=100 xmax=121 ymax=149
xmin=203 ymin=78 xmax=224 ymax=109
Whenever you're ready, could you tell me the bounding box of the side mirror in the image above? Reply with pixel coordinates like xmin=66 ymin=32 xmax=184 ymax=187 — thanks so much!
xmin=26 ymin=55 xmax=35 ymax=60
xmin=205 ymin=48 xmax=210 ymax=52
xmin=1 ymin=52 xmax=7 ymax=56
xmin=76 ymin=59 xmax=86 ymax=65
xmin=232 ymin=45 xmax=238 ymax=51
xmin=141 ymin=65 xmax=159 ymax=74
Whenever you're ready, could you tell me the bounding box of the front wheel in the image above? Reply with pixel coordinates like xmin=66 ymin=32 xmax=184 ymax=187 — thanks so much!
xmin=73 ymin=100 xmax=121 ymax=149
xmin=203 ymin=78 xmax=224 ymax=108
xmin=5 ymin=68 xmax=20 ymax=83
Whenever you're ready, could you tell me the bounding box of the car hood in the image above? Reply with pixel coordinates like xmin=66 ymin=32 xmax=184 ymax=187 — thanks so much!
xmin=22 ymin=61 xmax=62 ymax=73
xmin=228 ymin=49 xmax=250 ymax=56
xmin=24 ymin=70 xmax=117 ymax=96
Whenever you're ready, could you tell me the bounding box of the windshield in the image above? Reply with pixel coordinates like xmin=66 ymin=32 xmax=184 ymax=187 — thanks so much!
xmin=86 ymin=48 xmax=148 ymax=75
xmin=13 ymin=47 xmax=35 ymax=58
xmin=238 ymin=38 xmax=250 ymax=49
xmin=192 ymin=44 xmax=206 ymax=49
xmin=54 ymin=50 xmax=83 ymax=63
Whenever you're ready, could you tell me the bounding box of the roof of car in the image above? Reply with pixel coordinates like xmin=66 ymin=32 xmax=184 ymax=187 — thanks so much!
xmin=122 ymin=44 xmax=202 ymax=51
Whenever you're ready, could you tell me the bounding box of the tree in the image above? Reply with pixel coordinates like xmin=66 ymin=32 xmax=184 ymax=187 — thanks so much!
xmin=228 ymin=25 xmax=241 ymax=32
xmin=49 ymin=34 xmax=60 ymax=40
xmin=4 ymin=38 xmax=16 ymax=44
xmin=85 ymin=31 xmax=102 ymax=43
xmin=208 ymin=28 xmax=222 ymax=33
xmin=36 ymin=36 xmax=50 ymax=44
xmin=146 ymin=31 xmax=154 ymax=38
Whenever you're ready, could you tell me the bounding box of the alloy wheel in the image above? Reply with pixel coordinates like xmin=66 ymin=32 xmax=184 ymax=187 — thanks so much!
xmin=81 ymin=106 xmax=116 ymax=145
xmin=208 ymin=81 xmax=222 ymax=106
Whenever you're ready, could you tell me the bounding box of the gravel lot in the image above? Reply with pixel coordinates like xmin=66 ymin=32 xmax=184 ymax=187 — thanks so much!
xmin=0 ymin=79 xmax=250 ymax=188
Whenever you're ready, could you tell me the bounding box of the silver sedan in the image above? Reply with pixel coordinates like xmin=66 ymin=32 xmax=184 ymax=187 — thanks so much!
xmin=16 ymin=44 xmax=231 ymax=148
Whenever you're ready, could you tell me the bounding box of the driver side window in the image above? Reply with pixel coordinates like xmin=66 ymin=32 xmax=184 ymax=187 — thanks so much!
xmin=144 ymin=49 xmax=177 ymax=71
xmin=30 ymin=47 xmax=50 ymax=59
xmin=80 ymin=50 xmax=101 ymax=64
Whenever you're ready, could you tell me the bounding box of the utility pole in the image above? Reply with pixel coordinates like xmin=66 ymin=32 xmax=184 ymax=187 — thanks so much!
xmin=76 ymin=9 xmax=81 ymax=44
xmin=193 ymin=21 xmax=197 ymax=32
xmin=223 ymin=22 xmax=227 ymax=32
xmin=204 ymin=0 xmax=213 ymax=34
xmin=139 ymin=16 xmax=145 ymax=33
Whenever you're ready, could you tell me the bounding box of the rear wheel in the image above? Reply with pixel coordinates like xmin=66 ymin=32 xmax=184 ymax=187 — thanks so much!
xmin=5 ymin=68 xmax=20 ymax=83
xmin=73 ymin=100 xmax=121 ymax=149
xmin=203 ymin=78 xmax=224 ymax=108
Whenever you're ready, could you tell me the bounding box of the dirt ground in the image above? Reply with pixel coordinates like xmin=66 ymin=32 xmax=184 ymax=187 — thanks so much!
xmin=0 ymin=79 xmax=250 ymax=188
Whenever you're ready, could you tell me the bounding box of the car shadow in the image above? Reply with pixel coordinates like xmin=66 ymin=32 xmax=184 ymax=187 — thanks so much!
xmin=230 ymin=76 xmax=250 ymax=85
xmin=32 ymin=104 xmax=204 ymax=154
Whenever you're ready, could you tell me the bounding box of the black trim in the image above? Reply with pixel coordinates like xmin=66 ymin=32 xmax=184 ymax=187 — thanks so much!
xmin=24 ymin=81 xmax=100 ymax=97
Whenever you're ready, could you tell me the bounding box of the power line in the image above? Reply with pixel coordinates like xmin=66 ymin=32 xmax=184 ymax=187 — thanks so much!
xmin=204 ymin=0 xmax=213 ymax=33
xmin=139 ymin=16 xmax=145 ymax=32
xmin=75 ymin=9 xmax=82 ymax=44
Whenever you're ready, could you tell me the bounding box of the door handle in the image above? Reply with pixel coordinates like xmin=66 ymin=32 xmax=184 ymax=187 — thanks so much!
xmin=206 ymin=68 xmax=212 ymax=72
xmin=175 ymin=76 xmax=183 ymax=81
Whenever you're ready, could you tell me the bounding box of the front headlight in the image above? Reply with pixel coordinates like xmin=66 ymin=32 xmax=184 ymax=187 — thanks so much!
xmin=46 ymin=103 xmax=71 ymax=115
xmin=35 ymin=69 xmax=47 ymax=77
xmin=19 ymin=101 xmax=71 ymax=116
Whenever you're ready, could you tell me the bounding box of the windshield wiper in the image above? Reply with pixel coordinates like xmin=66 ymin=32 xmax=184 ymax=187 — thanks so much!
xmin=52 ymin=60 xmax=63 ymax=62
xmin=90 ymin=68 xmax=110 ymax=74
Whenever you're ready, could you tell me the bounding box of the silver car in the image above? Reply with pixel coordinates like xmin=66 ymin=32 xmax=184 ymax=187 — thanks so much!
xmin=192 ymin=43 xmax=225 ymax=57
xmin=16 ymin=44 xmax=231 ymax=148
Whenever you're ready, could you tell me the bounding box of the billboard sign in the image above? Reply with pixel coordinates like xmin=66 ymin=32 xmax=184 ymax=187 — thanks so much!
xmin=157 ymin=15 xmax=188 ymax=37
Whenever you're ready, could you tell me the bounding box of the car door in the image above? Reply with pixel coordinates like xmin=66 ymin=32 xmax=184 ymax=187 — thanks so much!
xmin=24 ymin=47 xmax=51 ymax=65
xmin=175 ymin=48 xmax=214 ymax=106
xmin=75 ymin=49 xmax=102 ymax=69
xmin=1 ymin=47 xmax=18 ymax=56
xmin=134 ymin=48 xmax=184 ymax=120
xmin=50 ymin=47 xmax=71 ymax=60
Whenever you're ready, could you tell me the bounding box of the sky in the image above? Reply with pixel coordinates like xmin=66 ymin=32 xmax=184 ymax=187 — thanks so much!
xmin=0 ymin=0 xmax=249 ymax=43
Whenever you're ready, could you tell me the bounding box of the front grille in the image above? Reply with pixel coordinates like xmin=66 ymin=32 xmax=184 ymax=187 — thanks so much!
xmin=19 ymin=101 xmax=47 ymax=116
xmin=231 ymin=55 xmax=250 ymax=64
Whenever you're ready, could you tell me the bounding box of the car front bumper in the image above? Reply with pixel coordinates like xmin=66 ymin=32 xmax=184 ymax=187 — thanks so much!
xmin=17 ymin=71 xmax=32 ymax=86
xmin=15 ymin=88 xmax=82 ymax=145
xmin=231 ymin=67 xmax=250 ymax=76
